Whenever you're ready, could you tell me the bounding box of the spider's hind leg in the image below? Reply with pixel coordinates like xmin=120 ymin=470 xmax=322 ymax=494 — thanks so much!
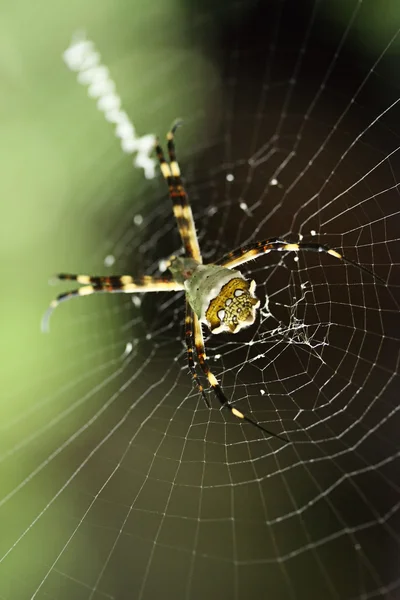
xmin=185 ymin=300 xmax=210 ymax=408
xmin=192 ymin=311 xmax=289 ymax=443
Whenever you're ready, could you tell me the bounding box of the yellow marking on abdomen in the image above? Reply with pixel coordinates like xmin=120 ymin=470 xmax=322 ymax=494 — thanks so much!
xmin=283 ymin=244 xmax=299 ymax=251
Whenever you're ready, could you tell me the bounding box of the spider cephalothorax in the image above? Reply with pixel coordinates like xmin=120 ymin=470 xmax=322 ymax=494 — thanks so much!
xmin=43 ymin=121 xmax=383 ymax=443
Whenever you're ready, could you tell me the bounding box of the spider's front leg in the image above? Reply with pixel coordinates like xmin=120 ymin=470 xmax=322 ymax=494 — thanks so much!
xmin=42 ymin=273 xmax=184 ymax=332
xmin=217 ymin=237 xmax=386 ymax=284
xmin=155 ymin=121 xmax=202 ymax=264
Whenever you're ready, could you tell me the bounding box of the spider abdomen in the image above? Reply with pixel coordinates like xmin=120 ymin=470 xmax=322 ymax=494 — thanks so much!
xmin=184 ymin=264 xmax=260 ymax=334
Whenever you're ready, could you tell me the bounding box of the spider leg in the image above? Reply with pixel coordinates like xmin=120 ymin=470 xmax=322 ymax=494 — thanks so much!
xmin=185 ymin=300 xmax=210 ymax=408
xmin=155 ymin=123 xmax=202 ymax=263
xmin=42 ymin=274 xmax=183 ymax=333
xmin=166 ymin=119 xmax=183 ymax=167
xmin=217 ymin=238 xmax=386 ymax=284
xmin=192 ymin=311 xmax=289 ymax=443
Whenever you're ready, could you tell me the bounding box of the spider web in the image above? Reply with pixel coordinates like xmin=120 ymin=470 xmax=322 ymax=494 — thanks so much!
xmin=2 ymin=1 xmax=400 ymax=599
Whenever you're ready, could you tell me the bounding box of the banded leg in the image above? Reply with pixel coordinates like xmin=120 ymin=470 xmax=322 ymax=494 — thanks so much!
xmin=155 ymin=122 xmax=202 ymax=263
xmin=166 ymin=120 xmax=182 ymax=171
xmin=217 ymin=238 xmax=386 ymax=283
xmin=42 ymin=274 xmax=184 ymax=332
xmin=192 ymin=312 xmax=289 ymax=443
xmin=185 ymin=300 xmax=210 ymax=408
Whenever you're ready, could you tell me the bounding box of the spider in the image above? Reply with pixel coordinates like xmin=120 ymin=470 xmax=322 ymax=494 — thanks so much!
xmin=42 ymin=121 xmax=383 ymax=443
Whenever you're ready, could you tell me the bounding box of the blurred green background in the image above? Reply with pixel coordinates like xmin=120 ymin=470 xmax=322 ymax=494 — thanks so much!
xmin=1 ymin=0 xmax=222 ymax=420
xmin=1 ymin=2 xmax=223 ymax=595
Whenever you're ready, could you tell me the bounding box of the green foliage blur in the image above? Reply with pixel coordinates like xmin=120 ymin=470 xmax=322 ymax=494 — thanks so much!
xmin=0 ymin=0 xmax=220 ymax=418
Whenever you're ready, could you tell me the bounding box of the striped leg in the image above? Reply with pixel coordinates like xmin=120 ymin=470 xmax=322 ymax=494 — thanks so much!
xmin=185 ymin=300 xmax=210 ymax=408
xmin=192 ymin=311 xmax=289 ymax=443
xmin=42 ymin=273 xmax=184 ymax=332
xmin=217 ymin=238 xmax=385 ymax=283
xmin=155 ymin=122 xmax=202 ymax=263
